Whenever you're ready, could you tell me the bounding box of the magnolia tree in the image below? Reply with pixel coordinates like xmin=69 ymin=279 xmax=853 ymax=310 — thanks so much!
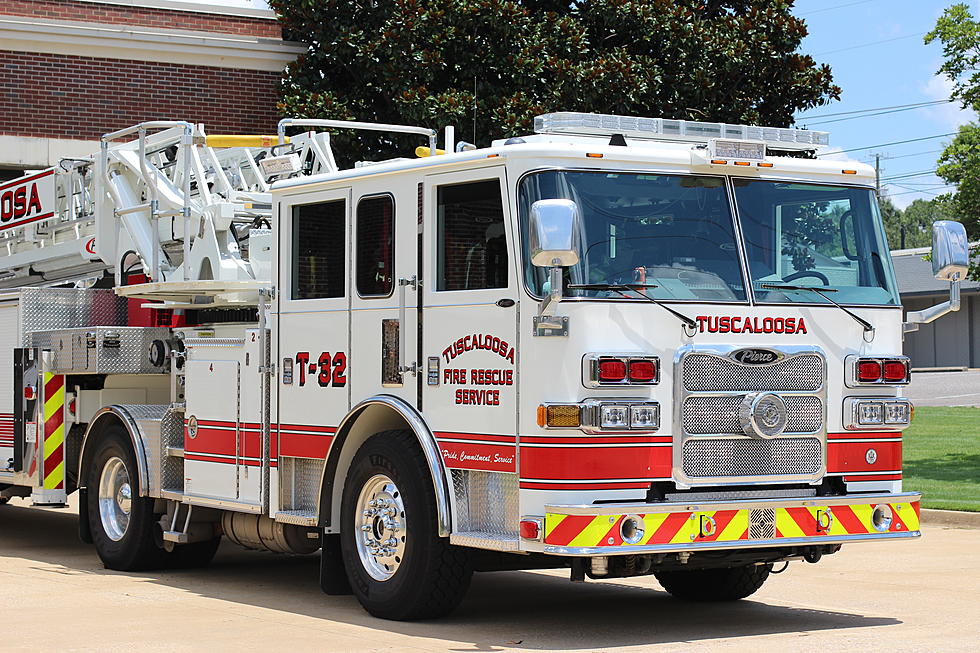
xmin=270 ymin=0 xmax=840 ymax=161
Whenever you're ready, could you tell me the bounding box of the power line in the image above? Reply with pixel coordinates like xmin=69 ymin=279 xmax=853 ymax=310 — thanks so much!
xmin=814 ymin=32 xmax=926 ymax=57
xmin=804 ymin=101 xmax=953 ymax=126
xmin=799 ymin=0 xmax=878 ymax=17
xmin=798 ymin=100 xmax=950 ymax=121
xmin=881 ymin=170 xmax=939 ymax=181
xmin=817 ymin=132 xmax=957 ymax=156
xmin=872 ymin=149 xmax=943 ymax=161
xmin=886 ymin=186 xmax=953 ymax=198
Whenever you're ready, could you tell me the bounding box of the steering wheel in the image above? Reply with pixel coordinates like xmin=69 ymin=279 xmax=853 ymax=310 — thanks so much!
xmin=782 ymin=269 xmax=830 ymax=285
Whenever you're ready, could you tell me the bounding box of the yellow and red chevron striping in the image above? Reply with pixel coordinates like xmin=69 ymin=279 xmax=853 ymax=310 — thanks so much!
xmin=544 ymin=499 xmax=920 ymax=547
xmin=42 ymin=373 xmax=65 ymax=490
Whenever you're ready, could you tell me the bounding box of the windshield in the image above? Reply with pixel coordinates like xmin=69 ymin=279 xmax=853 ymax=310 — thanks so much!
xmin=732 ymin=180 xmax=900 ymax=306
xmin=519 ymin=171 xmax=746 ymax=301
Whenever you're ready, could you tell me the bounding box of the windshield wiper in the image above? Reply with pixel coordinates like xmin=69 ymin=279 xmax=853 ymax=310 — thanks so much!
xmin=761 ymin=283 xmax=874 ymax=335
xmin=567 ymin=283 xmax=698 ymax=330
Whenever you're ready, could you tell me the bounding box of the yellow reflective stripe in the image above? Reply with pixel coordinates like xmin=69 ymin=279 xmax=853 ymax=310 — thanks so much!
xmin=776 ymin=508 xmax=805 ymax=538
xmin=639 ymin=512 xmax=670 ymax=544
xmin=43 ymin=422 xmax=64 ymax=458
xmin=718 ymin=510 xmax=749 ymax=541
xmin=569 ymin=515 xmax=614 ymax=547
xmin=850 ymin=503 xmax=874 ymax=530
xmin=898 ymin=504 xmax=920 ymax=530
xmin=44 ymin=386 xmax=64 ymax=416
xmin=43 ymin=461 xmax=64 ymax=489
xmin=670 ymin=514 xmax=696 ymax=544
xmin=544 ymin=513 xmax=566 ymax=537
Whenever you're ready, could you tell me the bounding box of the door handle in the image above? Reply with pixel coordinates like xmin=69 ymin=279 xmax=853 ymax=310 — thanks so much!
xmin=397 ymin=276 xmax=418 ymax=376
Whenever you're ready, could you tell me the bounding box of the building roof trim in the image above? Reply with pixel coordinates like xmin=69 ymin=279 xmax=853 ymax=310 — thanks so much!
xmin=78 ymin=0 xmax=277 ymax=20
xmin=0 ymin=16 xmax=304 ymax=72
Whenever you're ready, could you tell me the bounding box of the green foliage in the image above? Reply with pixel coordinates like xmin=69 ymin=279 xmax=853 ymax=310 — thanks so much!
xmin=881 ymin=196 xmax=947 ymax=250
xmin=269 ymin=0 xmax=841 ymax=163
xmin=926 ymin=5 xmax=980 ymax=273
xmin=926 ymin=3 xmax=980 ymax=111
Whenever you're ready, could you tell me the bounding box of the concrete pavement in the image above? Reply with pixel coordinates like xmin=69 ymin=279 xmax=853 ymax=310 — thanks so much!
xmin=906 ymin=370 xmax=980 ymax=406
xmin=1 ymin=497 xmax=978 ymax=652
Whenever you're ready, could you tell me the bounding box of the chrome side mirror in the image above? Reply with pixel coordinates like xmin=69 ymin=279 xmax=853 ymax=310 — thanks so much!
xmin=904 ymin=220 xmax=970 ymax=333
xmin=529 ymin=199 xmax=581 ymax=335
xmin=931 ymin=220 xmax=969 ymax=281
xmin=529 ymin=199 xmax=581 ymax=268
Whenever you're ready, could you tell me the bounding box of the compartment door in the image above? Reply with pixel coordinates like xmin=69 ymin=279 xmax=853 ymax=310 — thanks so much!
xmin=184 ymin=359 xmax=246 ymax=506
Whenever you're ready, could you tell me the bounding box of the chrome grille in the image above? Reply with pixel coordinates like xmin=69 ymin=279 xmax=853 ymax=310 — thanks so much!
xmin=683 ymin=395 xmax=823 ymax=434
xmin=683 ymin=353 xmax=824 ymax=392
xmin=682 ymin=437 xmax=822 ymax=478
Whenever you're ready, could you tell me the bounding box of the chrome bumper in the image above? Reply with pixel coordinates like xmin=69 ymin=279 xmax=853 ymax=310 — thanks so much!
xmin=541 ymin=492 xmax=921 ymax=556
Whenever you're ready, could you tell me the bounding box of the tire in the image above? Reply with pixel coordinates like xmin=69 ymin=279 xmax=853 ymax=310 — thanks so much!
xmin=655 ymin=563 xmax=772 ymax=601
xmin=167 ymin=537 xmax=222 ymax=569
xmin=340 ymin=430 xmax=472 ymax=620
xmin=86 ymin=424 xmax=167 ymax=571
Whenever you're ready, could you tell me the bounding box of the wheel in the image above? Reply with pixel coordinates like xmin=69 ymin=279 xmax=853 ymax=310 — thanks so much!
xmin=340 ymin=430 xmax=472 ymax=620
xmin=0 ymin=497 xmax=9 ymax=505
xmin=86 ymin=425 xmax=167 ymax=571
xmin=167 ymin=537 xmax=222 ymax=569
xmin=655 ymin=563 xmax=773 ymax=601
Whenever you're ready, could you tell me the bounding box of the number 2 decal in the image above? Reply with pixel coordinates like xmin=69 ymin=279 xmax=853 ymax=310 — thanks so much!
xmin=295 ymin=351 xmax=346 ymax=387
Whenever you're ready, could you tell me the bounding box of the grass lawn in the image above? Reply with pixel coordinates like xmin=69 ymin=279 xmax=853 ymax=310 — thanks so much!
xmin=903 ymin=406 xmax=980 ymax=512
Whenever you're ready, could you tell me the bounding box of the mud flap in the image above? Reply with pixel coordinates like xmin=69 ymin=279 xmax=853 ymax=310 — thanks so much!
xmin=319 ymin=533 xmax=352 ymax=595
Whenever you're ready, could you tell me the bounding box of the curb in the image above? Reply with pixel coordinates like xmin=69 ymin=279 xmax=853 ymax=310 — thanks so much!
xmin=921 ymin=508 xmax=980 ymax=528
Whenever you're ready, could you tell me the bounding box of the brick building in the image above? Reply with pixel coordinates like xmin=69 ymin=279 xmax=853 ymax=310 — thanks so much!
xmin=0 ymin=0 xmax=302 ymax=180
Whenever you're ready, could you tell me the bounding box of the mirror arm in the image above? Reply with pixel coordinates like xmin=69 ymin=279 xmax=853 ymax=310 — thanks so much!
xmin=537 ymin=265 xmax=564 ymax=323
xmin=904 ymin=278 xmax=961 ymax=333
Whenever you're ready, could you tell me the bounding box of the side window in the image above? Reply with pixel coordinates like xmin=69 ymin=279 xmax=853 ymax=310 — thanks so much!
xmin=356 ymin=195 xmax=395 ymax=297
xmin=436 ymin=179 xmax=508 ymax=291
xmin=291 ymin=199 xmax=345 ymax=300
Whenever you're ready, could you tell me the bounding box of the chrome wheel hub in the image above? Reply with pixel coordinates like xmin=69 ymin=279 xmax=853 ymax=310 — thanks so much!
xmin=354 ymin=474 xmax=406 ymax=581
xmin=98 ymin=456 xmax=132 ymax=541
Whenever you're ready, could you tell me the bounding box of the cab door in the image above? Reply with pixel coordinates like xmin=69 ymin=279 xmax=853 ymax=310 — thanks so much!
xmin=421 ymin=168 xmax=519 ymax=473
xmin=275 ymin=189 xmax=351 ymax=483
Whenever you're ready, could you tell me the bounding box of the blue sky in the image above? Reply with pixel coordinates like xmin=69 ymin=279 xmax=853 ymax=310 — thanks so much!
xmin=792 ymin=0 xmax=977 ymax=208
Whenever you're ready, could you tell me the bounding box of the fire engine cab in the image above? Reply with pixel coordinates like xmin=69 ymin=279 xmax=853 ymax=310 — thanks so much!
xmin=0 ymin=112 xmax=969 ymax=620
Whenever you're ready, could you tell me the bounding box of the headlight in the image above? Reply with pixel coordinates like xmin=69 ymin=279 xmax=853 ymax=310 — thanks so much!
xmin=844 ymin=397 xmax=912 ymax=430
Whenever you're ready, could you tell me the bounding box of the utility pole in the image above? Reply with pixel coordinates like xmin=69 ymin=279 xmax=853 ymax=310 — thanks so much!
xmin=874 ymin=153 xmax=881 ymax=197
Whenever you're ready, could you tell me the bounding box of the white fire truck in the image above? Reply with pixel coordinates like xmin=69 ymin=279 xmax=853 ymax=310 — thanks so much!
xmin=0 ymin=113 xmax=969 ymax=620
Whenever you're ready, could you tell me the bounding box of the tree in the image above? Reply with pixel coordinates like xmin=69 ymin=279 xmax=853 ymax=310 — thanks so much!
xmin=270 ymin=0 xmax=840 ymax=162
xmin=926 ymin=4 xmax=980 ymax=273
xmin=881 ymin=197 xmax=947 ymax=251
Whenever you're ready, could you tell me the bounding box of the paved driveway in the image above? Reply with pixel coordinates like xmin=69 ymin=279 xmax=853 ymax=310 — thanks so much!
xmin=906 ymin=370 xmax=980 ymax=406
xmin=1 ymin=498 xmax=978 ymax=652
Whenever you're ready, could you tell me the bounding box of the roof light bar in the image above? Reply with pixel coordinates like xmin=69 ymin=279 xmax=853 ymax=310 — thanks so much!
xmin=533 ymin=112 xmax=830 ymax=151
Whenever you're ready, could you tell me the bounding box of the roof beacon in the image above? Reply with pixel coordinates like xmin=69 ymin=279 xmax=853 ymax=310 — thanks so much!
xmin=533 ymin=112 xmax=829 ymax=152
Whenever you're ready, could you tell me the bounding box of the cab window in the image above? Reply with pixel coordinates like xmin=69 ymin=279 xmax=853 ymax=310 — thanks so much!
xmin=356 ymin=195 xmax=395 ymax=297
xmin=291 ymin=199 xmax=345 ymax=300
xmin=436 ymin=179 xmax=508 ymax=290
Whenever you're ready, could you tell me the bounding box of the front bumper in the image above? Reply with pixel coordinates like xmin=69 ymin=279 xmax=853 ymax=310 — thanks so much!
xmin=542 ymin=492 xmax=920 ymax=556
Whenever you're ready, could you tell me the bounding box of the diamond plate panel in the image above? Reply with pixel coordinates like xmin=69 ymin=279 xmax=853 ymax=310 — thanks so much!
xmin=160 ymin=408 xmax=184 ymax=493
xmin=18 ymin=288 xmax=126 ymax=343
xmin=683 ymin=353 xmax=823 ymax=392
xmin=683 ymin=437 xmax=822 ymax=478
xmin=683 ymin=395 xmax=823 ymax=434
xmin=279 ymin=456 xmax=322 ymax=512
xmin=451 ymin=469 xmax=519 ymax=538
xmin=27 ymin=327 xmax=170 ymax=374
